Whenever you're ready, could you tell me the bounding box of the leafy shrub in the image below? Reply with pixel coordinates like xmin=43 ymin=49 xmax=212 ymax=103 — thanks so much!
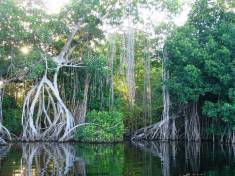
xmin=75 ymin=110 xmax=124 ymax=142
xmin=3 ymin=109 xmax=22 ymax=135
xmin=2 ymin=96 xmax=22 ymax=135
xmin=123 ymin=104 xmax=143 ymax=133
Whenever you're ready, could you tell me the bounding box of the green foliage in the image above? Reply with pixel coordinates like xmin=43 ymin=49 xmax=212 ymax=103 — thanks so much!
xmin=0 ymin=0 xmax=183 ymax=141
xmin=27 ymin=58 xmax=57 ymax=80
xmin=166 ymin=0 xmax=235 ymax=134
xmin=2 ymin=96 xmax=22 ymax=135
xmin=203 ymin=101 xmax=218 ymax=118
xmin=123 ymin=105 xmax=142 ymax=132
xmin=75 ymin=110 xmax=124 ymax=142
xmin=84 ymin=55 xmax=109 ymax=76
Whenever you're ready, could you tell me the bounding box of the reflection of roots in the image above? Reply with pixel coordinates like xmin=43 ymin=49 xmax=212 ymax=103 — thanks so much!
xmin=0 ymin=144 xmax=11 ymax=157
xmin=185 ymin=142 xmax=200 ymax=173
xmin=0 ymin=144 xmax=12 ymax=171
xmin=22 ymin=72 xmax=75 ymax=141
xmin=132 ymin=141 xmax=202 ymax=176
xmin=20 ymin=143 xmax=83 ymax=176
xmin=132 ymin=141 xmax=171 ymax=176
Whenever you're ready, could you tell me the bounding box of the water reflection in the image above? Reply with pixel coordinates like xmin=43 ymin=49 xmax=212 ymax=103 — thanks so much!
xmin=185 ymin=142 xmax=200 ymax=173
xmin=131 ymin=141 xmax=172 ymax=176
xmin=132 ymin=141 xmax=235 ymax=176
xmin=0 ymin=142 xmax=235 ymax=175
xmin=20 ymin=143 xmax=79 ymax=176
xmin=0 ymin=143 xmax=124 ymax=176
xmin=0 ymin=144 xmax=11 ymax=157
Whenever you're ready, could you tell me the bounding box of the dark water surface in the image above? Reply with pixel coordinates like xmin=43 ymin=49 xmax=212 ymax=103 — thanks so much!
xmin=0 ymin=142 xmax=235 ymax=176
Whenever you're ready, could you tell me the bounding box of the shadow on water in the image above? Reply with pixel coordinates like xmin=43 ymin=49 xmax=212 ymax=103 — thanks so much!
xmin=0 ymin=142 xmax=235 ymax=175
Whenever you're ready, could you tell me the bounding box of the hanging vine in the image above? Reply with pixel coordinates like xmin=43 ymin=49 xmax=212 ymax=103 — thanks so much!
xmin=143 ymin=38 xmax=152 ymax=126
xmin=108 ymin=36 xmax=116 ymax=110
xmin=126 ymin=27 xmax=136 ymax=107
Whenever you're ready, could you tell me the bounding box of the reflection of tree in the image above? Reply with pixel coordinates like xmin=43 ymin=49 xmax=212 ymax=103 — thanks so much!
xmin=20 ymin=143 xmax=86 ymax=176
xmin=0 ymin=144 xmax=11 ymax=157
xmin=132 ymin=141 xmax=203 ymax=176
xmin=158 ymin=143 xmax=170 ymax=176
xmin=220 ymin=144 xmax=235 ymax=164
xmin=74 ymin=144 xmax=124 ymax=176
xmin=185 ymin=142 xmax=200 ymax=174
xmin=132 ymin=141 xmax=171 ymax=176
xmin=3 ymin=142 xmax=235 ymax=175
xmin=75 ymin=158 xmax=86 ymax=176
xmin=0 ymin=144 xmax=11 ymax=169
xmin=19 ymin=143 xmax=124 ymax=176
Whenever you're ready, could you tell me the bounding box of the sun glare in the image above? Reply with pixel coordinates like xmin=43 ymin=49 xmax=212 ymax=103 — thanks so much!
xmin=20 ymin=46 xmax=31 ymax=55
xmin=42 ymin=0 xmax=70 ymax=14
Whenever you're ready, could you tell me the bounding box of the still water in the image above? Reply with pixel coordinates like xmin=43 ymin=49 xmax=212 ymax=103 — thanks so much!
xmin=0 ymin=141 xmax=235 ymax=176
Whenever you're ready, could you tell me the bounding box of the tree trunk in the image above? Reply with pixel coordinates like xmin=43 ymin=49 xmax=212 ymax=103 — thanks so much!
xmin=0 ymin=87 xmax=3 ymax=125
xmin=126 ymin=27 xmax=135 ymax=106
xmin=75 ymin=73 xmax=91 ymax=124
xmin=143 ymin=40 xmax=152 ymax=126
xmin=161 ymin=48 xmax=173 ymax=141
xmin=0 ymin=80 xmax=11 ymax=143
xmin=108 ymin=37 xmax=116 ymax=111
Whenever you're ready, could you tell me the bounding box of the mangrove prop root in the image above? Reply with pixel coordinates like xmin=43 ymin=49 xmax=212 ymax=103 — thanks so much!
xmin=184 ymin=102 xmax=201 ymax=142
xmin=131 ymin=119 xmax=170 ymax=140
xmin=0 ymin=87 xmax=12 ymax=144
xmin=21 ymin=67 xmax=76 ymax=141
xmin=0 ymin=125 xmax=12 ymax=144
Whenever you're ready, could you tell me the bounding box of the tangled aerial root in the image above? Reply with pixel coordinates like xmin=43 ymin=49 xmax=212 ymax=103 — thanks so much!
xmin=21 ymin=70 xmax=76 ymax=141
xmin=131 ymin=116 xmax=179 ymax=141
xmin=0 ymin=124 xmax=12 ymax=144
xmin=131 ymin=119 xmax=169 ymax=140
xmin=21 ymin=21 xmax=91 ymax=142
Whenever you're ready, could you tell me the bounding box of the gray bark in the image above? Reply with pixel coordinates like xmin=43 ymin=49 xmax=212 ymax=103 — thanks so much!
xmin=76 ymin=74 xmax=91 ymax=124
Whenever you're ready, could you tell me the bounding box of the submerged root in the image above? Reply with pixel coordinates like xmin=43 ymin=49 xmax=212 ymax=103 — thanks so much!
xmin=22 ymin=70 xmax=75 ymax=141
